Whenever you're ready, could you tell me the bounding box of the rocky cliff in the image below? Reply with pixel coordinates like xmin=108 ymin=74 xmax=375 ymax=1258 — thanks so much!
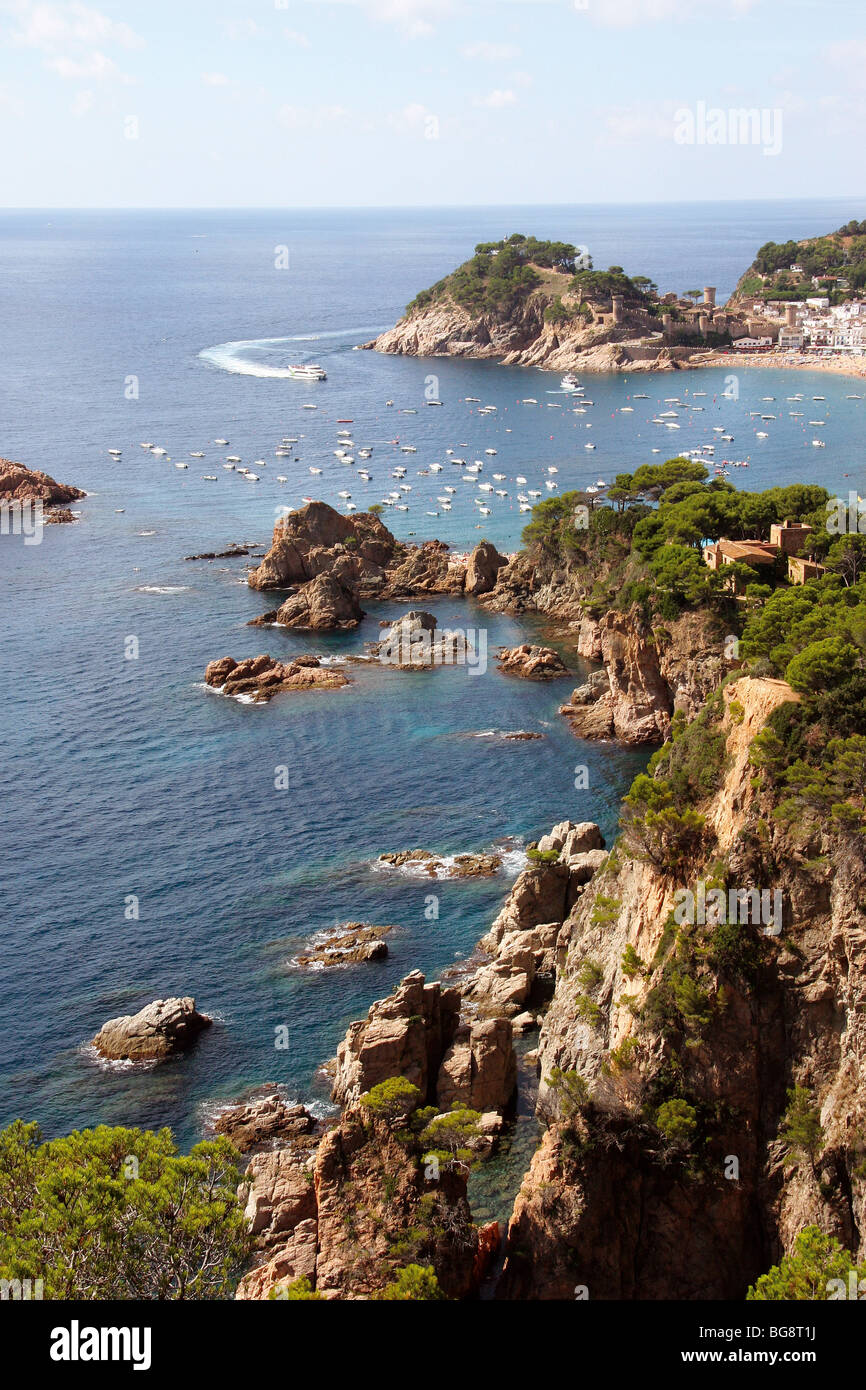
xmin=497 ymin=676 xmax=866 ymax=1299
xmin=371 ymin=289 xmax=702 ymax=375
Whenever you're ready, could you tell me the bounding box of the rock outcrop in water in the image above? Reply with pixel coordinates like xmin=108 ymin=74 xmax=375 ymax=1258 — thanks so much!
xmin=294 ymin=923 xmax=394 ymax=968
xmin=204 ymin=653 xmax=350 ymax=701
xmin=92 ymin=997 xmax=212 ymax=1061
xmin=497 ymin=643 xmax=570 ymax=681
xmin=0 ymin=457 xmax=85 ymax=509
xmin=247 ymin=504 xmax=495 ymax=631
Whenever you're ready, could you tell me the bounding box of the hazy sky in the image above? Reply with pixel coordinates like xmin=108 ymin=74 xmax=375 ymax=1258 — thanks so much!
xmin=0 ymin=0 xmax=864 ymax=207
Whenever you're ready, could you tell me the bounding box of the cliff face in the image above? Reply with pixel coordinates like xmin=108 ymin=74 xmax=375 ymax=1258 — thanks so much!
xmin=484 ymin=547 xmax=730 ymax=744
xmin=371 ymin=290 xmax=696 ymax=374
xmin=497 ymin=677 xmax=866 ymax=1299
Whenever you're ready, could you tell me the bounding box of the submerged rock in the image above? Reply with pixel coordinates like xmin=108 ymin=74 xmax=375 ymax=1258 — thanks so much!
xmin=92 ymin=996 xmax=211 ymax=1061
xmin=378 ymin=849 xmax=503 ymax=878
xmin=295 ymin=923 xmax=395 ymax=968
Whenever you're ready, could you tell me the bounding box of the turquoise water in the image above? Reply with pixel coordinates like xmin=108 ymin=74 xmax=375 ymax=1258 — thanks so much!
xmin=2 ymin=201 xmax=864 ymax=1147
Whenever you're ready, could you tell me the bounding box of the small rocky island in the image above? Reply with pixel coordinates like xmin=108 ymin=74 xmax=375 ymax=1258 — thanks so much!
xmin=92 ymin=997 xmax=212 ymax=1062
xmin=0 ymin=456 xmax=86 ymax=521
xmin=204 ymin=654 xmax=350 ymax=702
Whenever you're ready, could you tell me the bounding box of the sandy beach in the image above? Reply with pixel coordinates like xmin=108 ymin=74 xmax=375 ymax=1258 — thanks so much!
xmin=697 ymin=349 xmax=866 ymax=381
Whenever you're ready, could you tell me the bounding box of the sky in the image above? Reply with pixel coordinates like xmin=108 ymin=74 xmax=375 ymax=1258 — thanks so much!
xmin=0 ymin=0 xmax=864 ymax=207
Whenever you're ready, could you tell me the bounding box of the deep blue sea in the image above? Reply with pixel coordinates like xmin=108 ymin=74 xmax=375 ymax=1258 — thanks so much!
xmin=2 ymin=199 xmax=864 ymax=1151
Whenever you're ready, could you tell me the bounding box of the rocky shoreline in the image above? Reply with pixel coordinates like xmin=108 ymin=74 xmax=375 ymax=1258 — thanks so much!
xmin=227 ymin=818 xmax=608 ymax=1299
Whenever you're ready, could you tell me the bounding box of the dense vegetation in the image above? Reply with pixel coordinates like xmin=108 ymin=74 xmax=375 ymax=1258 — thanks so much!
xmin=743 ymin=220 xmax=866 ymax=302
xmin=0 ymin=1121 xmax=249 ymax=1299
xmin=407 ymin=233 xmax=659 ymax=322
xmin=521 ymin=459 xmax=828 ymax=622
xmin=748 ymin=1225 xmax=864 ymax=1300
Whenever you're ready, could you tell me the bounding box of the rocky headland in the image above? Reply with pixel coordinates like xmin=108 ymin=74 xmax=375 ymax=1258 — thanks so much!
xmin=0 ymin=456 xmax=86 ymax=513
xmin=365 ymin=233 xmax=776 ymax=376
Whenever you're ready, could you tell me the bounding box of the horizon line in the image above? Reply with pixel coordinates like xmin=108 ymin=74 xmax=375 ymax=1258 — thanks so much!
xmin=0 ymin=194 xmax=864 ymax=215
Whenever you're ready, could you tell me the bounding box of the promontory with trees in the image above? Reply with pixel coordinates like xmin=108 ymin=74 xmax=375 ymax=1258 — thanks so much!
xmin=370 ymin=222 xmax=864 ymax=371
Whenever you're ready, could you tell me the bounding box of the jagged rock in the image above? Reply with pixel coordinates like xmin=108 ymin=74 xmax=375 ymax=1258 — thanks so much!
xmin=513 ymin=1012 xmax=539 ymax=1035
xmin=436 ymin=1018 xmax=517 ymax=1112
xmin=92 ymin=997 xmax=211 ymax=1061
xmin=0 ymin=457 xmax=85 ymax=506
xmin=466 ymin=541 xmax=507 ymax=596
xmin=236 ymin=1146 xmax=319 ymax=1298
xmin=536 ymin=821 xmax=605 ymax=859
xmin=559 ymin=607 xmax=672 ymax=743
xmin=372 ymin=609 xmax=482 ymax=669
xmin=497 ymin=643 xmax=570 ymax=680
xmin=497 ymin=676 xmax=866 ymax=1300
xmin=184 ymin=544 xmax=256 ymax=560
xmin=382 ymin=539 xmax=465 ymax=596
xmin=331 ymin=971 xmax=461 ymax=1107
xmin=204 ymin=653 xmax=350 ymax=701
xmin=481 ymin=859 xmax=575 ymax=953
xmin=295 ymin=923 xmax=394 ymax=968
xmin=248 ymin=501 xmax=396 ymax=591
xmin=270 ymin=572 xmax=364 ymax=631
xmin=214 ymin=1090 xmax=315 ymax=1152
xmin=238 ymin=1107 xmax=483 ymax=1300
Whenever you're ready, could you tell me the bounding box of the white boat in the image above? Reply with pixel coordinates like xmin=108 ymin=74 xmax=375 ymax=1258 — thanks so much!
xmin=485 ymin=448 xmax=497 ymax=456
xmin=108 ymin=448 xmax=122 ymax=456
xmin=546 ymin=480 xmax=558 ymax=489
xmin=288 ymin=364 xmax=327 ymax=381
xmin=756 ymin=431 xmax=768 ymax=439
xmin=522 ymin=398 xmax=537 ymax=405
xmin=561 ymin=373 xmax=580 ymax=391
xmin=338 ymin=490 xmax=351 ymax=499
xmin=519 ymin=503 xmax=532 ymax=512
xmin=430 ymin=463 xmax=443 ymax=472
xmin=214 ymin=438 xmax=229 ymax=445
xmin=277 ymin=475 xmax=288 ymax=483
xmin=310 ymin=467 xmax=322 ymax=475
xmin=516 ymin=475 xmax=527 ymax=484
xmin=400 ymin=446 xmax=417 ymax=453
xmin=175 ymin=461 xmax=188 ymax=469
xmin=227 ymin=455 xmax=241 ymax=462
xmin=223 ymin=463 xmax=235 ymax=470
xmin=151 ymin=446 xmax=167 ymax=456
xmin=585 ymin=443 xmax=596 ymax=449
xmin=245 ymin=473 xmax=259 ymax=482
xmin=202 ymin=475 xmax=217 ymax=481
xmin=190 ymin=451 xmax=205 ymax=458
xmin=812 ymin=439 xmax=826 ymax=447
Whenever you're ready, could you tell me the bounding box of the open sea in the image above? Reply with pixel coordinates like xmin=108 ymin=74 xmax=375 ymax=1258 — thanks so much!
xmin=2 ymin=199 xmax=865 ymax=1164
